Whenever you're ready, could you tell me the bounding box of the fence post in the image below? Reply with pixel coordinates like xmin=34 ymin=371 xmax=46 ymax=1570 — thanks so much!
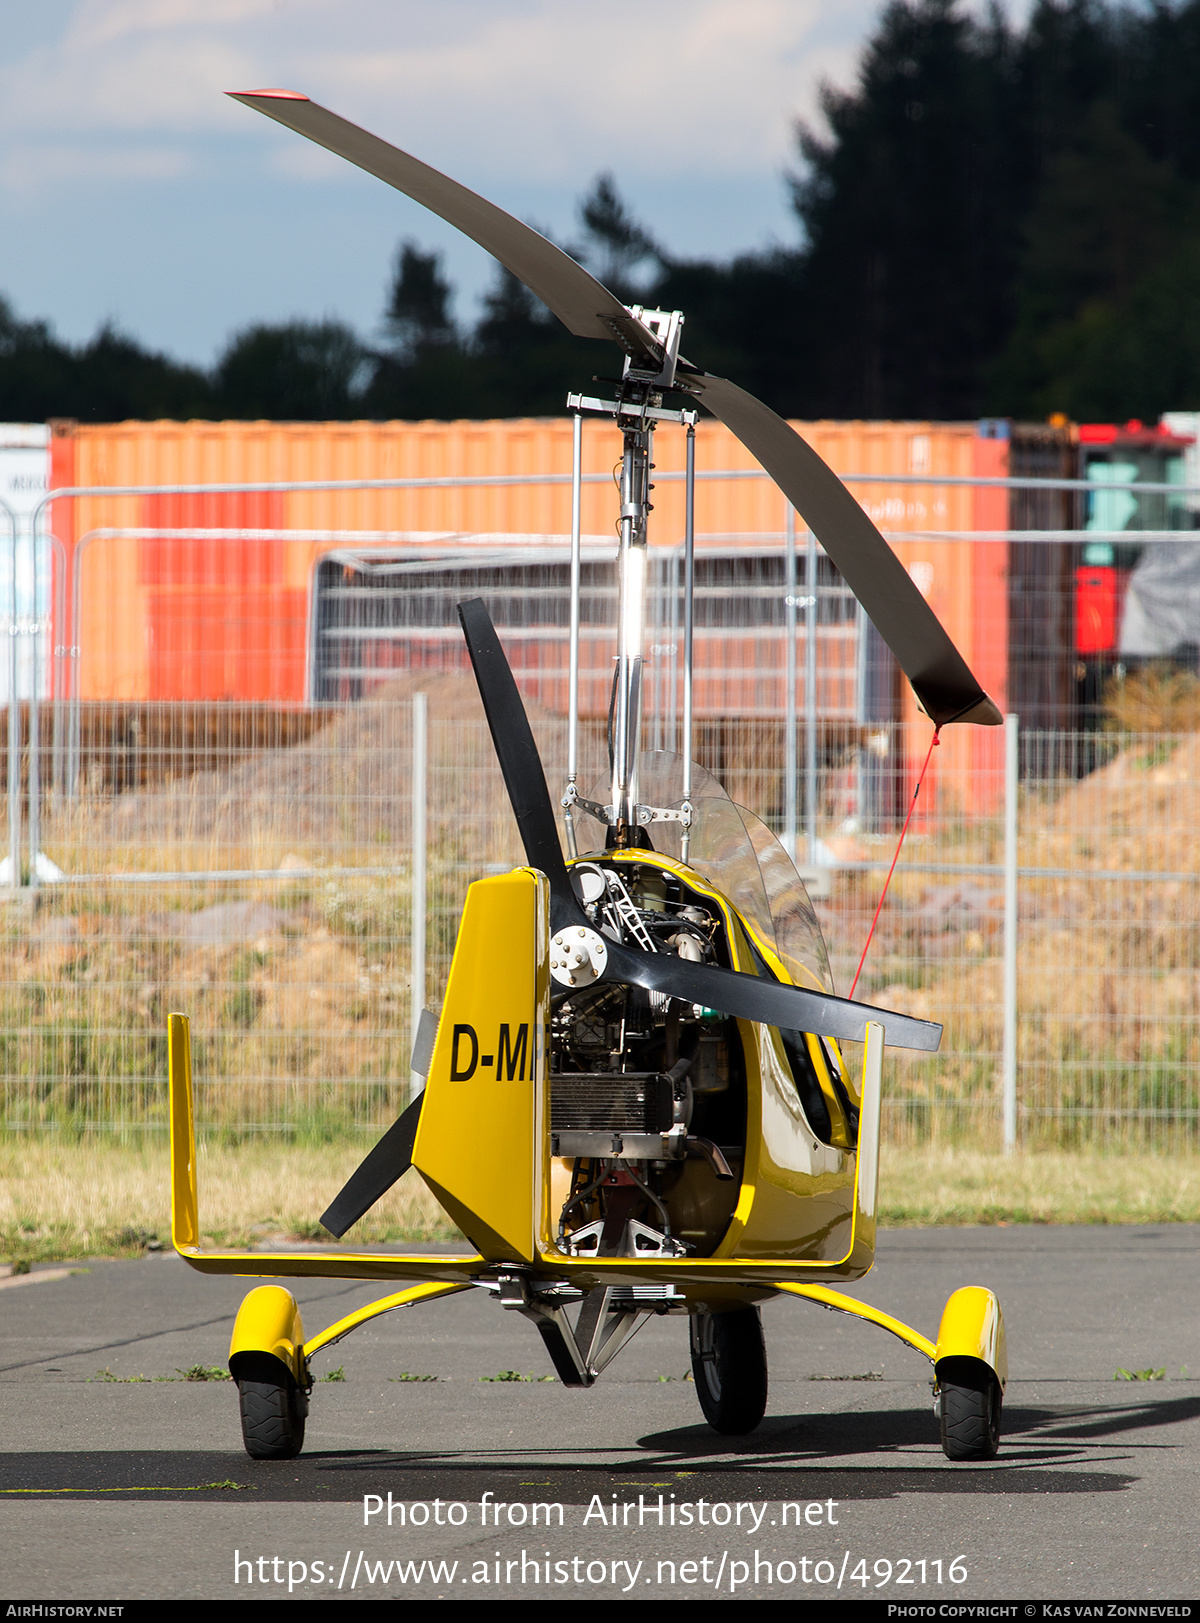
xmin=7 ymin=515 xmax=19 ymax=892
xmin=410 ymin=691 xmax=427 ymax=1096
xmin=1003 ymin=712 xmax=1019 ymax=1153
xmin=804 ymin=527 xmax=819 ymax=866
xmin=783 ymin=503 xmax=797 ymax=859
xmin=27 ymin=519 xmax=39 ymax=892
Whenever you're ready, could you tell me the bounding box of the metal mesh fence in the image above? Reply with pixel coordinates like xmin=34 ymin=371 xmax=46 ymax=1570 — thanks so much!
xmin=826 ymin=724 xmax=1200 ymax=1151
xmin=3 ymin=700 xmax=1198 ymax=1152
xmin=1 ymin=464 xmax=1199 ymax=1152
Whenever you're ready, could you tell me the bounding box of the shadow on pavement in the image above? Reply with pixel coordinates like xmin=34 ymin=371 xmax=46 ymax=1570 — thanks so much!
xmin=0 ymin=1444 xmax=1137 ymax=1502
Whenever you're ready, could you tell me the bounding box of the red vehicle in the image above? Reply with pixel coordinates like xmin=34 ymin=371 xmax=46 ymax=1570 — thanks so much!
xmin=1074 ymin=419 xmax=1194 ymax=709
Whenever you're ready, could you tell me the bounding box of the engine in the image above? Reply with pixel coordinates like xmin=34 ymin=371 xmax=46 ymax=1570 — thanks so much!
xmin=549 ymin=859 xmax=747 ymax=1260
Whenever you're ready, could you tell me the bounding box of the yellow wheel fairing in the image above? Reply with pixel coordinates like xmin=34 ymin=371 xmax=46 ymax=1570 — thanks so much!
xmin=775 ymin=1279 xmax=1008 ymax=1390
xmin=229 ymin=1285 xmax=306 ymax=1385
xmin=934 ymin=1286 xmax=1008 ymax=1390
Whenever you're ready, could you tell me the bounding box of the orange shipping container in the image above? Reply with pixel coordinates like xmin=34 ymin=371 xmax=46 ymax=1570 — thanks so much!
xmin=47 ymin=416 xmax=1010 ymax=809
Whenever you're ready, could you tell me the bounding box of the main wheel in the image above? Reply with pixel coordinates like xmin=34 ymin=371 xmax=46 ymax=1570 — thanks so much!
xmin=689 ymin=1307 xmax=768 ymax=1435
xmin=236 ymin=1353 xmax=308 ymax=1460
xmin=938 ymin=1361 xmax=1001 ymax=1461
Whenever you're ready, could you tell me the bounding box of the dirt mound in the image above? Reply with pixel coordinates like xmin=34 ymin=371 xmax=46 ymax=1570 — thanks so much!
xmin=53 ymin=671 xmax=575 ymax=860
xmin=1030 ymin=732 xmax=1200 ymax=878
xmin=837 ymin=732 xmax=1200 ymax=1108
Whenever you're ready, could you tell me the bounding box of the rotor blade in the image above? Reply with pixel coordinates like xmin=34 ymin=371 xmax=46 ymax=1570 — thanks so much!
xmin=456 ymin=598 xmax=573 ymax=905
xmin=689 ymin=373 xmax=1002 ymax=729
xmin=604 ymin=938 xmax=941 ymax=1052
xmin=320 ymin=1091 xmax=424 ymax=1238
xmin=230 ymin=89 xmax=996 ymax=733
xmin=229 ymin=90 xmax=664 ymax=370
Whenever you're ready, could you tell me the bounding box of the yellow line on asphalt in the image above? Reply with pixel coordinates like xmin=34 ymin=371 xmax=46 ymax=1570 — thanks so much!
xmin=1 ymin=1483 xmax=256 ymax=1494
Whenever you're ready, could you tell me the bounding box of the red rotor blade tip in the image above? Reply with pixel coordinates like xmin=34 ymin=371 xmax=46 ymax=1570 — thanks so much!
xmin=230 ymin=88 xmax=309 ymax=100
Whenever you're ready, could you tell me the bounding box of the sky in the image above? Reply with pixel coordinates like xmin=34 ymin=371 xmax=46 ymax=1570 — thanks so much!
xmin=0 ymin=0 xmax=995 ymax=367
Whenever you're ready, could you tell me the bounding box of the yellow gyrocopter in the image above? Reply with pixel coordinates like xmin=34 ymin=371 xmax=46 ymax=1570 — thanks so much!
xmin=166 ymin=88 xmax=1007 ymax=1464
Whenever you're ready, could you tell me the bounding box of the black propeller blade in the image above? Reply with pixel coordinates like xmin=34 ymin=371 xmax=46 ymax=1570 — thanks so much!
xmin=457 ymin=599 xmax=941 ymax=1052
xmin=457 ymin=598 xmax=574 ymax=908
xmin=688 ymin=376 xmax=1002 ymax=729
xmin=319 ymin=1090 xmax=424 ymax=1238
xmin=604 ymin=939 xmax=940 ymax=1051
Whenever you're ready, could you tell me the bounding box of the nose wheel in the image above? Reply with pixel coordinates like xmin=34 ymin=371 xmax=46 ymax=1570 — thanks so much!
xmin=235 ymin=1353 xmax=309 ymax=1460
xmin=937 ymin=1363 xmax=1002 ymax=1460
xmin=689 ymin=1307 xmax=768 ymax=1435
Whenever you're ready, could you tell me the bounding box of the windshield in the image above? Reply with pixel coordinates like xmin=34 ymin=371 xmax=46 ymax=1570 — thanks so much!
xmin=733 ymin=805 xmax=833 ymax=993
xmin=580 ymin=750 xmax=833 ymax=992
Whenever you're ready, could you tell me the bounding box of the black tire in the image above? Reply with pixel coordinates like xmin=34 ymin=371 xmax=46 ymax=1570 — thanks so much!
xmin=689 ymin=1307 xmax=768 ymax=1435
xmin=236 ymin=1353 xmax=308 ymax=1460
xmin=938 ymin=1361 xmax=1001 ymax=1461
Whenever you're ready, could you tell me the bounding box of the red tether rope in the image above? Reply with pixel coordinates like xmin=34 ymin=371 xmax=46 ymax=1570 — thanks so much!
xmin=848 ymin=727 xmax=941 ymax=1000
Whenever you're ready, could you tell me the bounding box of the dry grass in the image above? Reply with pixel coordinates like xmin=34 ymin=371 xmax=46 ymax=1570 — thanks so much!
xmin=0 ymin=1139 xmax=460 ymax=1261
xmin=1103 ymin=665 xmax=1200 ymax=733
xmin=825 ymin=724 xmax=1200 ymax=1139
xmin=0 ymin=679 xmax=578 ymax=1136
xmin=879 ymin=1146 xmax=1200 ymax=1225
xmin=2 ymin=1139 xmax=1197 ymax=1262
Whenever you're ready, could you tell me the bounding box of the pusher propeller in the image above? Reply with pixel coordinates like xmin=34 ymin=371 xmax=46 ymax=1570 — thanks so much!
xmin=320 ymin=598 xmax=942 ymax=1237
xmin=457 ymin=599 xmax=942 ymax=1053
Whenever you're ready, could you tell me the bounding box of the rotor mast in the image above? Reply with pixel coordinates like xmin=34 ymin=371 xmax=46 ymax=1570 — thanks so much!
xmin=612 ymin=415 xmax=650 ymax=829
xmin=565 ymin=306 xmax=694 ymax=847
